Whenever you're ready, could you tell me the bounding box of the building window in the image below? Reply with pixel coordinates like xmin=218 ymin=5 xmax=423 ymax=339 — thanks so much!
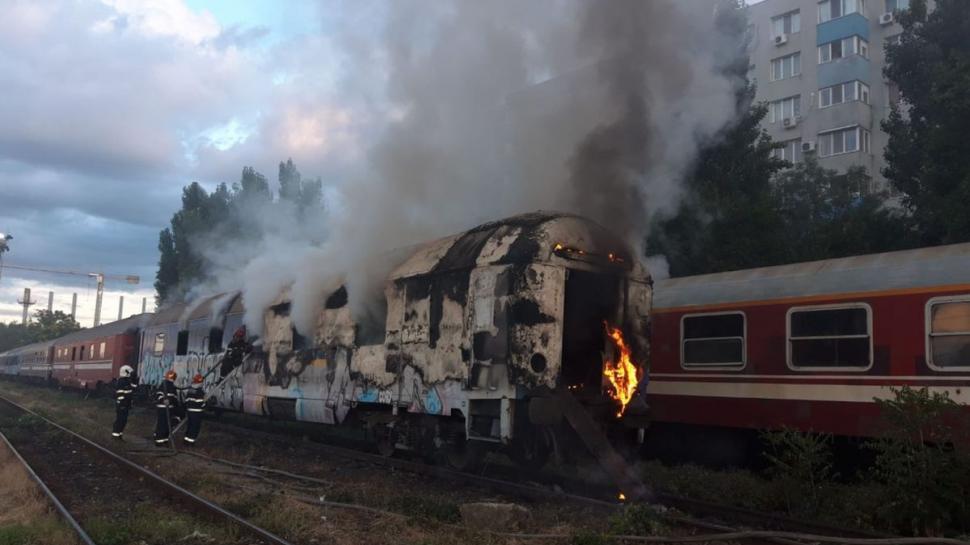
xmin=770 ymin=52 xmax=801 ymax=81
xmin=818 ymin=126 xmax=870 ymax=156
xmin=773 ymin=139 xmax=803 ymax=163
xmin=886 ymin=0 xmax=909 ymax=11
xmin=769 ymin=95 xmax=801 ymax=123
xmin=818 ymin=36 xmax=869 ymax=64
xmin=819 ymin=0 xmax=866 ymax=22
xmin=153 ymin=333 xmax=166 ymax=356
xmin=681 ymin=313 xmax=745 ymax=368
xmin=772 ymin=10 xmax=801 ymax=36
xmin=926 ymin=297 xmax=970 ymax=369
xmin=788 ymin=304 xmax=872 ymax=369
xmin=819 ymin=81 xmax=870 ymax=108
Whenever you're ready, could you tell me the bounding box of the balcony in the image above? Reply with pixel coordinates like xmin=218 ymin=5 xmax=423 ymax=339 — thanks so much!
xmin=818 ymin=55 xmax=871 ymax=88
xmin=817 ymin=12 xmax=870 ymax=45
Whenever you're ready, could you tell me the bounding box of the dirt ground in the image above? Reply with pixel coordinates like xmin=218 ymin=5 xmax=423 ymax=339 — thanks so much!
xmin=0 ymin=381 xmax=731 ymax=545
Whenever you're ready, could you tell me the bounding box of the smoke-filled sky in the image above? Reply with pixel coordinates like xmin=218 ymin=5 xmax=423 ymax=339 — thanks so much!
xmin=0 ymin=0 xmax=751 ymax=328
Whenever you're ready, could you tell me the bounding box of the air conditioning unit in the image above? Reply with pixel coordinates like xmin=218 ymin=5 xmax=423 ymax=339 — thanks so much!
xmin=783 ymin=117 xmax=795 ymax=128
xmin=880 ymin=12 xmax=894 ymax=25
xmin=774 ymin=33 xmax=788 ymax=46
xmin=801 ymin=141 xmax=816 ymax=153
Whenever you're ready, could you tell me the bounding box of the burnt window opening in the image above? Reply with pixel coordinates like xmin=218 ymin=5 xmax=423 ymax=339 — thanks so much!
xmin=208 ymin=327 xmax=224 ymax=353
xmin=271 ymin=302 xmax=291 ymax=316
xmin=325 ymin=286 xmax=348 ymax=309
xmin=71 ymin=346 xmax=77 ymax=361
xmin=292 ymin=327 xmax=309 ymax=351
xmin=356 ymin=295 xmax=388 ymax=346
xmin=176 ymin=330 xmax=189 ymax=356
xmin=152 ymin=333 xmax=166 ymax=356
xmin=560 ymin=269 xmax=621 ymax=395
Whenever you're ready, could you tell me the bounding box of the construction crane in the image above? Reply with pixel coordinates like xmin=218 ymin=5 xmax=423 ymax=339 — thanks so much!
xmin=0 ymin=263 xmax=139 ymax=326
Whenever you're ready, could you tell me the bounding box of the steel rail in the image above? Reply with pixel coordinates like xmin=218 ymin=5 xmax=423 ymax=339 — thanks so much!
xmin=0 ymin=430 xmax=96 ymax=545
xmin=0 ymin=394 xmax=296 ymax=545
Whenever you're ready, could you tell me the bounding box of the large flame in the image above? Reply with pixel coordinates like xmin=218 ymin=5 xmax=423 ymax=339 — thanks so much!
xmin=603 ymin=323 xmax=639 ymax=418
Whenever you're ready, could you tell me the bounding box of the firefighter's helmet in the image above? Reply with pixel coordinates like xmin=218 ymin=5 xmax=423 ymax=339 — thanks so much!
xmin=233 ymin=326 xmax=246 ymax=339
xmin=119 ymin=365 xmax=134 ymax=378
xmin=192 ymin=373 xmax=204 ymax=384
xmin=164 ymin=370 xmax=177 ymax=381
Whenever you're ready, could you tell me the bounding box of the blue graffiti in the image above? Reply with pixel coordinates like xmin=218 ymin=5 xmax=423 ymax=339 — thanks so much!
xmin=424 ymin=387 xmax=442 ymax=414
xmin=357 ymin=388 xmax=378 ymax=403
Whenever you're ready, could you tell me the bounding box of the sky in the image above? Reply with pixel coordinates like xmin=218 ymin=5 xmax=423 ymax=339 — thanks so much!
xmin=0 ymin=0 xmax=375 ymax=325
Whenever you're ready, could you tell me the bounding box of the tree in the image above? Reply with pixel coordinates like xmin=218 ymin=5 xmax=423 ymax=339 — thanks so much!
xmin=154 ymin=228 xmax=178 ymax=304
xmin=773 ymin=157 xmax=913 ymax=262
xmin=0 ymin=310 xmax=80 ymax=352
xmin=883 ymin=0 xmax=970 ymax=245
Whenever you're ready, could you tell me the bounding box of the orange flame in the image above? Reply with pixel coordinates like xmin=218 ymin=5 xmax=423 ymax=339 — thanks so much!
xmin=603 ymin=323 xmax=639 ymax=418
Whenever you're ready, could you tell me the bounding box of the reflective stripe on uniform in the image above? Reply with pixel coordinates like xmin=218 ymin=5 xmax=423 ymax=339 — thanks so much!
xmin=187 ymin=408 xmax=204 ymax=412
xmin=111 ymin=432 xmax=122 ymax=437
xmin=183 ymin=437 xmax=196 ymax=443
xmin=155 ymin=439 xmax=168 ymax=444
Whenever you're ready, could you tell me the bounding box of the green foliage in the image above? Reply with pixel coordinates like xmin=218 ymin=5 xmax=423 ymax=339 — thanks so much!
xmin=883 ymin=0 xmax=970 ymax=246
xmin=762 ymin=428 xmax=834 ymax=517
xmin=868 ymin=386 xmax=970 ymax=536
xmin=154 ymin=158 xmax=326 ymax=303
xmin=570 ymin=531 xmax=612 ymax=545
xmin=386 ymin=495 xmax=461 ymax=523
xmin=607 ymin=504 xmax=668 ymax=536
xmin=0 ymin=310 xmax=81 ymax=352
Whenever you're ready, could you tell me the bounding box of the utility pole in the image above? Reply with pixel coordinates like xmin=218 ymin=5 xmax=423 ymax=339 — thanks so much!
xmin=18 ymin=288 xmax=36 ymax=325
xmin=0 ymin=264 xmax=139 ymax=327
xmin=47 ymin=291 xmax=53 ymax=313
xmin=71 ymin=293 xmax=77 ymax=320
xmin=141 ymin=297 xmax=147 ymax=314
xmin=117 ymin=296 xmax=124 ymax=321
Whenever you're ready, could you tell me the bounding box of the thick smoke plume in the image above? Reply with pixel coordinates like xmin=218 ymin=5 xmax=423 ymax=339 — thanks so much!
xmin=196 ymin=0 xmax=750 ymax=336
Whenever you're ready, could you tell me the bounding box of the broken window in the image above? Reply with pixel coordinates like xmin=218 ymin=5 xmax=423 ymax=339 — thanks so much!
xmin=176 ymin=330 xmax=189 ymax=356
xmin=208 ymin=327 xmax=224 ymax=353
xmin=927 ymin=298 xmax=970 ymax=369
xmin=153 ymin=332 xmax=166 ymax=356
xmin=682 ymin=313 xmax=745 ymax=368
xmin=292 ymin=327 xmax=308 ymax=351
xmin=788 ymin=305 xmax=871 ymax=368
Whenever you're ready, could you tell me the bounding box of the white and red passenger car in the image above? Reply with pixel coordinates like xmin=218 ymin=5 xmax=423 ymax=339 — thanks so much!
xmin=49 ymin=315 xmax=147 ymax=390
xmin=647 ymin=243 xmax=970 ymax=438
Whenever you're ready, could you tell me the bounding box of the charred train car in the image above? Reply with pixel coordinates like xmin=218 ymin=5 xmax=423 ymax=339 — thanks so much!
xmin=142 ymin=212 xmax=652 ymax=466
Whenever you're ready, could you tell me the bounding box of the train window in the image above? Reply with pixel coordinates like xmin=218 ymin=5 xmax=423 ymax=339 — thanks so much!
xmin=153 ymin=333 xmax=166 ymax=356
xmin=681 ymin=312 xmax=745 ymax=368
xmin=926 ymin=297 xmax=970 ymax=369
xmin=787 ymin=304 xmax=871 ymax=369
xmin=100 ymin=342 xmax=106 ymax=359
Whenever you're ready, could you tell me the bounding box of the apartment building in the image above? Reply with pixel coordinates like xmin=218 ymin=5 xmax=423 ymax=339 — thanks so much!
xmin=748 ymin=0 xmax=909 ymax=188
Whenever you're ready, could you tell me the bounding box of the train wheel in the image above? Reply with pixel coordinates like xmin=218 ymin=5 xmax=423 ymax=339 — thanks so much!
xmin=375 ymin=425 xmax=396 ymax=458
xmin=509 ymin=426 xmax=553 ymax=471
xmin=443 ymin=438 xmax=484 ymax=472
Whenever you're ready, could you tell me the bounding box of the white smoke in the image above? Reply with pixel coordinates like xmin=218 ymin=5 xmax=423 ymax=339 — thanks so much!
xmin=192 ymin=0 xmax=751 ymax=336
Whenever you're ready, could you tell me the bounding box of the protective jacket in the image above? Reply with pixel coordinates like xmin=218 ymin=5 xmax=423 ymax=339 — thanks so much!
xmin=114 ymin=376 xmax=136 ymax=409
xmin=154 ymin=379 xmax=179 ymax=409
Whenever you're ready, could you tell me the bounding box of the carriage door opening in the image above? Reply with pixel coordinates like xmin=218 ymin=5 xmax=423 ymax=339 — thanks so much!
xmin=560 ymin=269 xmax=621 ymax=400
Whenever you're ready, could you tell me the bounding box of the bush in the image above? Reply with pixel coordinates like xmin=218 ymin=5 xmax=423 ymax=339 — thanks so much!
xmin=762 ymin=428 xmax=833 ymax=517
xmin=607 ymin=504 xmax=668 ymax=536
xmin=868 ymin=386 xmax=970 ymax=536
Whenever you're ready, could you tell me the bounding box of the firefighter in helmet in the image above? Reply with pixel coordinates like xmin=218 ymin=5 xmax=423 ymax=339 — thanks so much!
xmin=183 ymin=373 xmax=206 ymax=445
xmin=111 ymin=365 xmax=137 ymax=439
xmin=153 ymin=370 xmax=180 ymax=446
xmin=220 ymin=325 xmax=252 ymax=378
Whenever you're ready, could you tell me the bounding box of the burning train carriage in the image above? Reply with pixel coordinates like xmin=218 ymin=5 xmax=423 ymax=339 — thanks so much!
xmin=230 ymin=212 xmax=651 ymax=465
xmin=139 ymin=293 xmax=245 ymax=409
xmin=647 ymin=242 xmax=970 ymax=461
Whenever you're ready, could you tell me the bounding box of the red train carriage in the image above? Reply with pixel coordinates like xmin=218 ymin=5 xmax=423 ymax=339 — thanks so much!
xmin=647 ymin=243 xmax=970 ymax=441
xmin=51 ymin=314 xmax=149 ymax=390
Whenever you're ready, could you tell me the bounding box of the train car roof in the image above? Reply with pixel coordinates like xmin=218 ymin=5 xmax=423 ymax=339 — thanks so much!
xmin=390 ymin=211 xmax=646 ymax=280
xmin=654 ymin=242 xmax=970 ymax=310
xmin=0 ymin=339 xmax=55 ymax=357
xmin=53 ymin=313 xmax=152 ymax=345
xmin=149 ymin=291 xmax=244 ymax=328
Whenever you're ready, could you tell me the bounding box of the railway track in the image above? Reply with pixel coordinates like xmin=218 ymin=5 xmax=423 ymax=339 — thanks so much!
xmin=1 ymin=385 xmax=964 ymax=544
xmin=0 ymin=394 xmax=294 ymax=545
xmin=203 ymin=411 xmax=893 ymax=543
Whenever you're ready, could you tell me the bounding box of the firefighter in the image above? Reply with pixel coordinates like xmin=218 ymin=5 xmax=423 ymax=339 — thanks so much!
xmin=183 ymin=373 xmax=206 ymax=445
xmin=220 ymin=326 xmax=252 ymax=378
xmin=153 ymin=370 xmax=180 ymax=447
xmin=111 ymin=365 xmax=136 ymax=439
